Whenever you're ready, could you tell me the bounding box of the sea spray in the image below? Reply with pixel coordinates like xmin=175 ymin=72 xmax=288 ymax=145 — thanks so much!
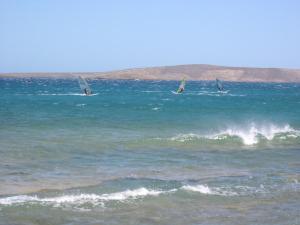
xmin=165 ymin=123 xmax=300 ymax=145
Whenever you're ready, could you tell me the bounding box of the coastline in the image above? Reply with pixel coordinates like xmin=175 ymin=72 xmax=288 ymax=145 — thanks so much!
xmin=1 ymin=64 xmax=300 ymax=83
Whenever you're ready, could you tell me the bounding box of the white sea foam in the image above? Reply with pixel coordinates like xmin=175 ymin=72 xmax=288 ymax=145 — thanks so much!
xmin=167 ymin=123 xmax=300 ymax=145
xmin=181 ymin=185 xmax=237 ymax=196
xmin=181 ymin=184 xmax=268 ymax=196
xmin=152 ymin=107 xmax=160 ymax=111
xmin=0 ymin=185 xmax=235 ymax=207
xmin=0 ymin=195 xmax=39 ymax=205
xmin=76 ymin=103 xmax=86 ymax=107
xmin=0 ymin=183 xmax=282 ymax=208
xmin=210 ymin=123 xmax=299 ymax=145
xmin=0 ymin=188 xmax=166 ymax=206
xmin=99 ymin=188 xmax=163 ymax=201
xmin=38 ymin=93 xmax=99 ymax=96
xmin=181 ymin=185 xmax=213 ymax=194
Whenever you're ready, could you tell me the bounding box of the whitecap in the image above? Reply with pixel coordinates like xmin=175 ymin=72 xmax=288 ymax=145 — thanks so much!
xmin=99 ymin=188 xmax=163 ymax=201
xmin=152 ymin=107 xmax=160 ymax=111
xmin=181 ymin=185 xmax=213 ymax=194
xmin=0 ymin=188 xmax=168 ymax=207
xmin=181 ymin=184 xmax=238 ymax=196
xmin=181 ymin=184 xmax=268 ymax=196
xmin=76 ymin=103 xmax=86 ymax=107
xmin=164 ymin=123 xmax=300 ymax=145
xmin=38 ymin=93 xmax=99 ymax=96
xmin=208 ymin=123 xmax=299 ymax=145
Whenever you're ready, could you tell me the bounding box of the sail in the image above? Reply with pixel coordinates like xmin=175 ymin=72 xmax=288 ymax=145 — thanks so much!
xmin=216 ymin=78 xmax=224 ymax=91
xmin=78 ymin=76 xmax=92 ymax=95
xmin=177 ymin=79 xmax=186 ymax=93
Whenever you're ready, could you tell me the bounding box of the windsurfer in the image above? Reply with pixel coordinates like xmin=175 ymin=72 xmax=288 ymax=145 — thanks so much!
xmin=177 ymin=87 xmax=184 ymax=93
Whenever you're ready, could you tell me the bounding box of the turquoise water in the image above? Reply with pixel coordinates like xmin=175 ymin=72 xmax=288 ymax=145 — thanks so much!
xmin=0 ymin=78 xmax=300 ymax=225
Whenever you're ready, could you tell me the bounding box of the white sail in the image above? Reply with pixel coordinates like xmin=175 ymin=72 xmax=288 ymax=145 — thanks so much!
xmin=78 ymin=76 xmax=92 ymax=95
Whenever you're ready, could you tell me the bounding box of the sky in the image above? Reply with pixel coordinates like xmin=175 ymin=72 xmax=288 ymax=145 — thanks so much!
xmin=0 ymin=0 xmax=300 ymax=72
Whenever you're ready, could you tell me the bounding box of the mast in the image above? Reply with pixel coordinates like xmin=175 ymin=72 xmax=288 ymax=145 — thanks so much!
xmin=177 ymin=79 xmax=186 ymax=93
xmin=78 ymin=76 xmax=92 ymax=95
xmin=216 ymin=78 xmax=224 ymax=91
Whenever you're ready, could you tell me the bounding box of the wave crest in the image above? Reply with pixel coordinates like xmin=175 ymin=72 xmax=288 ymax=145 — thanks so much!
xmin=1 ymin=182 xmax=298 ymax=208
xmin=181 ymin=185 xmax=237 ymax=196
xmin=0 ymin=188 xmax=167 ymax=207
xmin=168 ymin=123 xmax=300 ymax=145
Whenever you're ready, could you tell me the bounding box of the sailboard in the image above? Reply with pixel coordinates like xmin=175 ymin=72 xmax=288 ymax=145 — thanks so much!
xmin=78 ymin=76 xmax=92 ymax=95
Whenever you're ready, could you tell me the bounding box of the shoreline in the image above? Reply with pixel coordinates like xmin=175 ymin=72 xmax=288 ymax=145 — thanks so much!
xmin=1 ymin=76 xmax=300 ymax=84
xmin=1 ymin=64 xmax=300 ymax=83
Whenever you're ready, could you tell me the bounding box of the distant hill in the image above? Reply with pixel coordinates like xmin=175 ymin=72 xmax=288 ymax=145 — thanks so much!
xmin=1 ymin=64 xmax=300 ymax=82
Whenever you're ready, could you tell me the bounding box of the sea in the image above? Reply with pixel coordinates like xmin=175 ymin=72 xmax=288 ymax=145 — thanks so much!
xmin=0 ymin=78 xmax=299 ymax=225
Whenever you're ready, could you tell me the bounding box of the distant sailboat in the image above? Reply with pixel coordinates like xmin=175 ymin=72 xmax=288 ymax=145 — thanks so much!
xmin=216 ymin=78 xmax=224 ymax=92
xmin=177 ymin=79 xmax=186 ymax=93
xmin=78 ymin=76 xmax=92 ymax=95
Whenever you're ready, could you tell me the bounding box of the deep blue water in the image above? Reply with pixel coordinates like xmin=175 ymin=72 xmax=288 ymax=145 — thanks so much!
xmin=0 ymin=78 xmax=299 ymax=225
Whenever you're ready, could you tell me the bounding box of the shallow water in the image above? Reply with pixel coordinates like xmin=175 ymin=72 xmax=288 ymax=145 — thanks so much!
xmin=0 ymin=78 xmax=299 ymax=224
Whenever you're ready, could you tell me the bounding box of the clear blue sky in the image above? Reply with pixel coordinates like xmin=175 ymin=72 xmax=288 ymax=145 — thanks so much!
xmin=1 ymin=0 xmax=300 ymax=72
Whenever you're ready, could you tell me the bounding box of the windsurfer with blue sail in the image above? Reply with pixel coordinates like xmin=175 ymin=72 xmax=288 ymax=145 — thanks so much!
xmin=177 ymin=79 xmax=186 ymax=93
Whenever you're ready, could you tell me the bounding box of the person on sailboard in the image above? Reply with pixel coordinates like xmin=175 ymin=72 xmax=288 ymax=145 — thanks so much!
xmin=177 ymin=79 xmax=186 ymax=93
xmin=216 ymin=79 xmax=224 ymax=92
xmin=78 ymin=76 xmax=92 ymax=96
xmin=83 ymin=88 xmax=92 ymax=95
xmin=177 ymin=86 xmax=184 ymax=93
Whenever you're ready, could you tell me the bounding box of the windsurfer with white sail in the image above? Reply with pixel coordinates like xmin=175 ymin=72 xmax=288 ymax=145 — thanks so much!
xmin=78 ymin=76 xmax=92 ymax=96
xmin=84 ymin=88 xmax=90 ymax=95
xmin=216 ymin=78 xmax=224 ymax=92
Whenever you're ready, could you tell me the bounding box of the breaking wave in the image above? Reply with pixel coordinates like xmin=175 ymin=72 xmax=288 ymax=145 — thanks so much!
xmin=1 ymin=182 xmax=298 ymax=209
xmin=181 ymin=185 xmax=237 ymax=196
xmin=180 ymin=184 xmax=268 ymax=196
xmin=0 ymin=188 xmax=169 ymax=207
xmin=166 ymin=123 xmax=300 ymax=145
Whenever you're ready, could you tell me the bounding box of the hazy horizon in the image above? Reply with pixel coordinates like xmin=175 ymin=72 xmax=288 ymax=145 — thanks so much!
xmin=1 ymin=63 xmax=300 ymax=74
